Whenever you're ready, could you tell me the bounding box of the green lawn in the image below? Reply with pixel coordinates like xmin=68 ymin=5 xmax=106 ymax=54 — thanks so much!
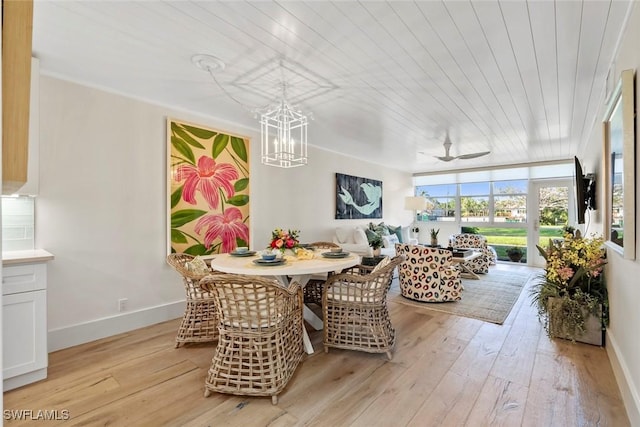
xmin=474 ymin=226 xmax=564 ymax=262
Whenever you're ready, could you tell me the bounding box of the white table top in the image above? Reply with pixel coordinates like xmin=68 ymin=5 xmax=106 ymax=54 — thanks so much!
xmin=208 ymin=251 xmax=360 ymax=277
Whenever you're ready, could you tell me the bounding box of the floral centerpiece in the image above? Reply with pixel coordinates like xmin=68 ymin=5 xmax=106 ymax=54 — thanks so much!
xmin=269 ymin=228 xmax=300 ymax=253
xmin=531 ymin=232 xmax=608 ymax=342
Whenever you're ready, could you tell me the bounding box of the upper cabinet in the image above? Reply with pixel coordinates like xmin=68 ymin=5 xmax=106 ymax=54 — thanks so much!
xmin=2 ymin=0 xmax=35 ymax=195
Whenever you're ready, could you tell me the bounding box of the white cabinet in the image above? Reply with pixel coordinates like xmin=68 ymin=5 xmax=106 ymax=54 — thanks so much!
xmin=2 ymin=260 xmax=49 ymax=391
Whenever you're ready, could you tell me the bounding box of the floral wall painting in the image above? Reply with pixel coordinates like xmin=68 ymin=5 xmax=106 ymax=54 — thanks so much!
xmin=335 ymin=173 xmax=382 ymax=219
xmin=167 ymin=119 xmax=250 ymax=255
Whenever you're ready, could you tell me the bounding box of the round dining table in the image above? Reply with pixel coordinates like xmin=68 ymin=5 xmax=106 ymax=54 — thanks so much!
xmin=208 ymin=250 xmax=360 ymax=354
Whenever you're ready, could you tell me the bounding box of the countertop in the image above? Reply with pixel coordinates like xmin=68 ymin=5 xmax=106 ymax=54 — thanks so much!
xmin=2 ymin=249 xmax=55 ymax=265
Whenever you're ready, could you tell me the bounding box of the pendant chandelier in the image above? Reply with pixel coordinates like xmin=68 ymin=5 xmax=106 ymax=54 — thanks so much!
xmin=260 ymin=97 xmax=308 ymax=168
xmin=192 ymin=54 xmax=312 ymax=168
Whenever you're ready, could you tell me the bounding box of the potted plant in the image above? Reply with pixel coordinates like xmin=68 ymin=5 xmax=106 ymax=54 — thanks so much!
xmin=369 ymin=233 xmax=383 ymax=256
xmin=429 ymin=228 xmax=440 ymax=247
xmin=531 ymin=234 xmax=608 ymax=345
xmin=506 ymin=246 xmax=524 ymax=262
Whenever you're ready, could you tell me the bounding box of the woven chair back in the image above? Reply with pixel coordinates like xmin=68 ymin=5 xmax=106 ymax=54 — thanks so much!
xmin=200 ymin=274 xmax=303 ymax=330
xmin=166 ymin=253 xmax=212 ymax=300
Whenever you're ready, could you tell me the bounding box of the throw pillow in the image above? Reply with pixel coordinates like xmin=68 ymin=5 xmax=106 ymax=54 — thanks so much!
xmin=386 ymin=224 xmax=403 ymax=243
xmin=335 ymin=227 xmax=352 ymax=244
xmin=354 ymin=227 xmax=369 ymax=245
xmin=382 ymin=234 xmax=399 ymax=248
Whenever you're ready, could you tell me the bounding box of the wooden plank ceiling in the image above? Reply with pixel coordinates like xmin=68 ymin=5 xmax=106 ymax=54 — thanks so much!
xmin=32 ymin=0 xmax=634 ymax=173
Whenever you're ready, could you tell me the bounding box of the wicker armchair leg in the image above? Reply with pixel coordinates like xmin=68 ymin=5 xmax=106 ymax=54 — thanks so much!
xmin=204 ymin=389 xmax=211 ymax=398
xmin=386 ymin=351 xmax=393 ymax=361
xmin=272 ymin=395 xmax=278 ymax=405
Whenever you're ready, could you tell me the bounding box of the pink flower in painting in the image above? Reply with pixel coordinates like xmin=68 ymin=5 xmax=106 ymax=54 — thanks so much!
xmin=176 ymin=156 xmax=239 ymax=209
xmin=194 ymin=207 xmax=249 ymax=253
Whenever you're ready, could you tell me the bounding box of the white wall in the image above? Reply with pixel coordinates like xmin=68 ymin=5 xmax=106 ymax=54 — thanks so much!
xmin=36 ymin=76 xmax=412 ymax=350
xmin=582 ymin=3 xmax=640 ymax=424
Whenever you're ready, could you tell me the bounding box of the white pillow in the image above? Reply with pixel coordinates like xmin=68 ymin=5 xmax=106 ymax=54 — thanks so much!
xmin=335 ymin=227 xmax=352 ymax=244
xmin=354 ymin=227 xmax=369 ymax=245
xmin=382 ymin=234 xmax=399 ymax=248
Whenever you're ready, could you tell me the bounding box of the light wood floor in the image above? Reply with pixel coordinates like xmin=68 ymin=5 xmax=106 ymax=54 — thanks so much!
xmin=4 ymin=264 xmax=629 ymax=426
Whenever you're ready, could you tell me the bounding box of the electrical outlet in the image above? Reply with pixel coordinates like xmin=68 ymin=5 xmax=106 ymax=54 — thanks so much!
xmin=118 ymin=298 xmax=128 ymax=312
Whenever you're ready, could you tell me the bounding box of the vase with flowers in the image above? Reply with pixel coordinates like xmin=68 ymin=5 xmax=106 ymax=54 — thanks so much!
xmin=269 ymin=228 xmax=300 ymax=254
xmin=531 ymin=232 xmax=608 ymax=345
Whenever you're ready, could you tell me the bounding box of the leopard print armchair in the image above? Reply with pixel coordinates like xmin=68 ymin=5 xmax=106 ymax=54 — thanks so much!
xmin=395 ymin=244 xmax=463 ymax=302
xmin=448 ymin=233 xmax=493 ymax=274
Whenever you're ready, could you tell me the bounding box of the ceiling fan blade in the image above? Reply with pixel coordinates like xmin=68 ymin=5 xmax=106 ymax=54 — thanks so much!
xmin=456 ymin=151 xmax=491 ymax=160
xmin=435 ymin=155 xmax=455 ymax=162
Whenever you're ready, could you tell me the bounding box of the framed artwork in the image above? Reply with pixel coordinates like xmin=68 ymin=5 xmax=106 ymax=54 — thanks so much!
xmin=167 ymin=118 xmax=250 ymax=255
xmin=335 ymin=173 xmax=382 ymax=219
xmin=603 ymin=69 xmax=635 ymax=260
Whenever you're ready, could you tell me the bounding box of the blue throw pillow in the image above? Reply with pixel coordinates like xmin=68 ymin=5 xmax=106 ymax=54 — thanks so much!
xmin=386 ymin=225 xmax=403 ymax=243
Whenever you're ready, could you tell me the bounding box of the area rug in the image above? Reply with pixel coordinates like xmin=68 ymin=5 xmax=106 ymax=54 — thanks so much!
xmin=389 ymin=270 xmax=532 ymax=324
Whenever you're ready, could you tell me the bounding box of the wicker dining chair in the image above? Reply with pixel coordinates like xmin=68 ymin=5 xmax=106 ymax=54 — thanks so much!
xmin=166 ymin=253 xmax=218 ymax=348
xmin=322 ymin=255 xmax=404 ymax=360
xmin=199 ymin=273 xmax=305 ymax=405
xmin=303 ymin=241 xmax=342 ymax=305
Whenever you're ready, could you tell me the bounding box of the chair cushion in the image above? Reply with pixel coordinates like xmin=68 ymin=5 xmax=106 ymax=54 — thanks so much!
xmin=372 ymin=255 xmax=391 ymax=273
xmin=185 ymin=256 xmax=209 ymax=276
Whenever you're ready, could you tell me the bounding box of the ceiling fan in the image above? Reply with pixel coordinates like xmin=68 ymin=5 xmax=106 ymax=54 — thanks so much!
xmin=434 ymin=133 xmax=491 ymax=162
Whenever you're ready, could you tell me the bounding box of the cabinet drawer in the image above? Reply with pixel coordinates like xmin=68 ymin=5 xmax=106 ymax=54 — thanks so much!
xmin=2 ymin=263 xmax=47 ymax=295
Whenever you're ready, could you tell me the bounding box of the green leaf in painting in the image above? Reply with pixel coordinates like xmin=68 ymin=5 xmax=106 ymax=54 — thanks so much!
xmin=231 ymin=136 xmax=248 ymax=162
xmin=174 ymin=126 xmax=205 ymax=150
xmin=171 ymin=229 xmax=188 ymax=244
xmin=226 ymin=195 xmax=249 ymax=206
xmin=184 ymin=244 xmax=208 ymax=256
xmin=212 ymin=134 xmax=229 ymax=158
xmin=171 ymin=136 xmax=195 ymax=164
xmin=171 ymin=209 xmax=207 ymax=228
xmin=236 ymin=237 xmax=248 ymax=247
xmin=170 ymin=187 xmax=183 ymax=209
xmin=182 ymin=123 xmax=216 ymax=140
xmin=234 ymin=178 xmax=249 ymax=191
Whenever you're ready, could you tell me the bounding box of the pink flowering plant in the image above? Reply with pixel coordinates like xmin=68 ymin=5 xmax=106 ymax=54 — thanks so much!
xmin=269 ymin=229 xmax=300 ymax=253
xmin=531 ymin=232 xmax=608 ymax=341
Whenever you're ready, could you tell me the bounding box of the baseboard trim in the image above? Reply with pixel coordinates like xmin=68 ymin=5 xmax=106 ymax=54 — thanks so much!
xmin=48 ymin=300 xmax=185 ymax=352
xmin=606 ymin=330 xmax=640 ymax=426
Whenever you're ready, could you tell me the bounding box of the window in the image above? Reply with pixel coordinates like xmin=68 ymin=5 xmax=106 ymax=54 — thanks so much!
xmin=414 ymin=179 xmax=528 ymax=225
xmin=460 ymin=182 xmax=489 ymax=222
xmin=416 ymin=184 xmax=456 ymax=222
xmin=493 ymin=180 xmax=527 ymax=223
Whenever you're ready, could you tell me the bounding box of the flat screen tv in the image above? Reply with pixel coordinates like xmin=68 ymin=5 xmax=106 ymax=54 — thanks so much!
xmin=574 ymin=156 xmax=588 ymax=224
